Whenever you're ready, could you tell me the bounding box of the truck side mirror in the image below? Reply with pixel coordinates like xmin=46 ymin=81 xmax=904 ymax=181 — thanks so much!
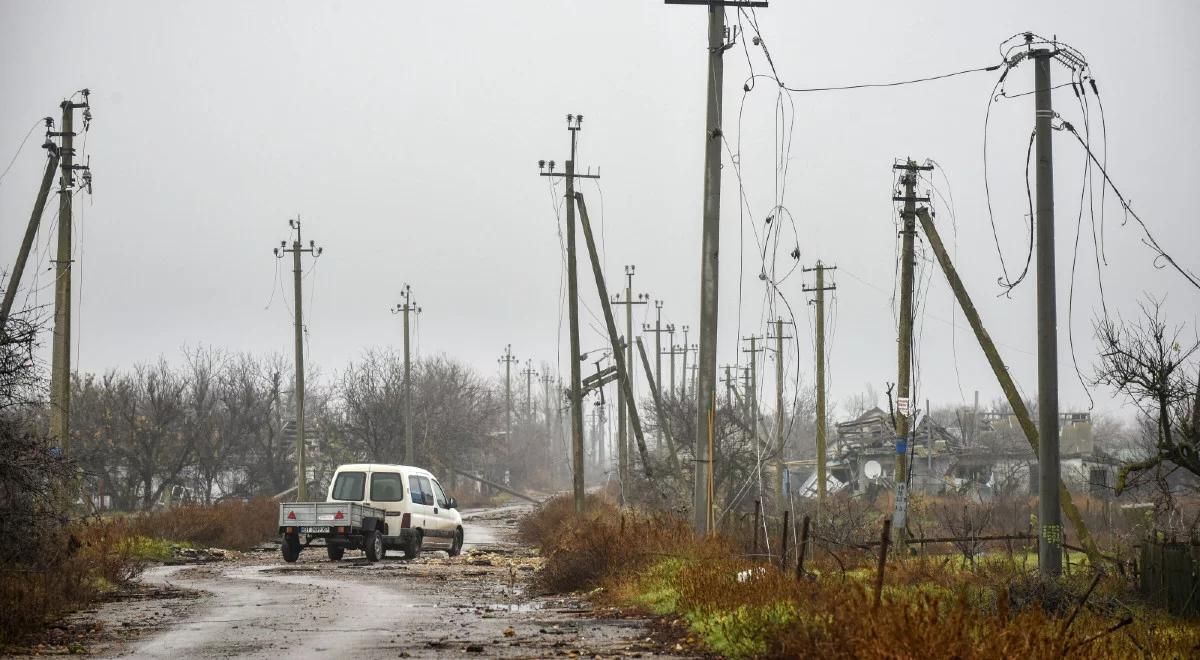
xmin=448 ymin=497 xmax=457 ymax=510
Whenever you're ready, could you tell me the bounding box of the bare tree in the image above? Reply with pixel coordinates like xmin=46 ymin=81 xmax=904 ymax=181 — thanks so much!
xmin=1094 ymin=298 xmax=1200 ymax=494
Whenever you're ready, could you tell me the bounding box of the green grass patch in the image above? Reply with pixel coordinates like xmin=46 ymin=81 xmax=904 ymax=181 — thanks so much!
xmin=115 ymin=536 xmax=192 ymax=561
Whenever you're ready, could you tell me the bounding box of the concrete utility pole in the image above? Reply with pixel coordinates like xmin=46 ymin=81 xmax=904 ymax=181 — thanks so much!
xmin=679 ymin=326 xmax=691 ymax=399
xmin=522 ymin=360 xmax=538 ymax=418
xmin=802 ymin=262 xmax=837 ymax=511
xmin=499 ymin=345 xmax=517 ymax=447
xmin=48 ymin=91 xmax=91 ymax=456
xmin=541 ymin=373 xmax=554 ymax=431
xmin=1032 ymin=46 xmax=1062 ymax=577
xmin=538 ymin=114 xmax=599 ymax=515
xmin=665 ymin=324 xmax=677 ymax=396
xmin=642 ymin=300 xmax=667 ymax=446
xmin=767 ymin=318 xmax=793 ymax=505
xmin=891 ymin=159 xmax=931 ymax=548
xmin=722 ymin=365 xmax=736 ymax=406
xmin=273 ymin=217 xmax=323 ymax=500
xmin=666 ymin=0 xmax=769 ymax=533
xmin=393 ymin=284 xmax=420 ymax=465
xmin=742 ymin=335 xmax=764 ymax=455
xmin=611 ymin=266 xmax=647 ymax=500
xmin=1 ymin=119 xmax=59 ymax=335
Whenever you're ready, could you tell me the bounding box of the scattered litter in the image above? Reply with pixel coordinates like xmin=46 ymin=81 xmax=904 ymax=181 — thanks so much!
xmin=736 ymin=567 xmax=767 ymax=583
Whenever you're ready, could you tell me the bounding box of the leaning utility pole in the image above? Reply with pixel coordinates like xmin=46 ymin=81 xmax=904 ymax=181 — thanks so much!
xmin=1032 ymin=45 xmax=1062 ymax=577
xmin=273 ymin=217 xmax=323 ymax=500
xmin=1 ymin=119 xmax=59 ymax=335
xmin=802 ymin=261 xmax=837 ymax=510
xmin=666 ymin=0 xmax=768 ymax=533
xmin=767 ymin=318 xmax=792 ymax=504
xmin=611 ymin=266 xmax=647 ymax=501
xmin=499 ymin=345 xmax=517 ymax=446
xmin=393 ymin=284 xmax=420 ymax=464
xmin=538 ymin=114 xmax=599 ymax=514
xmin=891 ymin=159 xmax=931 ymax=549
xmin=48 ymin=90 xmax=91 ymax=456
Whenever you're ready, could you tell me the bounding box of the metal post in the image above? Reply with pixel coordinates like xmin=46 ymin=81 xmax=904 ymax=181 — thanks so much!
xmin=1033 ymin=48 xmax=1062 ymax=577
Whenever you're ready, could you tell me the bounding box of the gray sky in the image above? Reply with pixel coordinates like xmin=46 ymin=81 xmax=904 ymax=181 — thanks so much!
xmin=2 ymin=0 xmax=1197 ymax=421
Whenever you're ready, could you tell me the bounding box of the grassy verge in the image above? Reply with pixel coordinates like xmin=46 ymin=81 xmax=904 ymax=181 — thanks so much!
xmin=520 ymin=495 xmax=1200 ymax=659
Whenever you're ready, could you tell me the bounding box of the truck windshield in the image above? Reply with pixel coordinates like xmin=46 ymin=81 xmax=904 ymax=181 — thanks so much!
xmin=331 ymin=471 xmax=365 ymax=501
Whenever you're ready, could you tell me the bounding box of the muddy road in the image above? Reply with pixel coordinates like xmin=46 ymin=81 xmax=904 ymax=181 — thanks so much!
xmin=81 ymin=505 xmax=689 ymax=659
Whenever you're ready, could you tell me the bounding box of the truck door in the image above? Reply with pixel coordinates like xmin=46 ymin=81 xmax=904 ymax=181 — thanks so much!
xmin=430 ymin=478 xmax=456 ymax=536
xmin=368 ymin=471 xmax=406 ymax=532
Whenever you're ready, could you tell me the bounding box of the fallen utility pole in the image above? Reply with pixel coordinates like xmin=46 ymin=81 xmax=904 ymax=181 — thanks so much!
xmin=891 ymin=159 xmax=932 ymax=550
xmin=48 ymin=91 xmax=92 ymax=456
xmin=537 ymin=115 xmax=598 ymax=514
xmin=574 ymin=192 xmax=653 ymax=478
xmin=636 ymin=336 xmax=679 ymax=473
xmin=393 ymin=284 xmax=420 ymax=465
xmin=448 ymin=467 xmax=539 ymax=504
xmin=273 ymin=217 xmax=323 ymax=500
xmin=0 ymin=125 xmax=59 ymax=335
xmin=802 ymin=261 xmax=836 ymax=512
xmin=914 ymin=206 xmax=1100 ymax=567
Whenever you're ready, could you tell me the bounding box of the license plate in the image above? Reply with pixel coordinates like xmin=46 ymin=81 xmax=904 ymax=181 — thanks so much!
xmin=300 ymin=526 xmax=331 ymax=534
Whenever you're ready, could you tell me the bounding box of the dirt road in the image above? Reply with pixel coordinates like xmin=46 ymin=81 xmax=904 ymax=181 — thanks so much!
xmin=84 ymin=505 xmax=689 ymax=659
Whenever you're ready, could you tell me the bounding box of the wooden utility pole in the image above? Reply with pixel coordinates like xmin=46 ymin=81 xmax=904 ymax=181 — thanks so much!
xmin=538 ymin=114 xmax=598 ymax=514
xmin=666 ymin=0 xmax=768 ymax=533
xmin=48 ymin=91 xmax=91 ymax=456
xmin=1032 ymin=45 xmax=1062 ymax=576
xmin=499 ymin=345 xmax=517 ymax=446
xmin=1 ymin=121 xmax=59 ymax=335
xmin=393 ymin=284 xmax=420 ymax=465
xmin=803 ymin=261 xmax=836 ymax=510
xmin=913 ymin=206 xmax=1100 ymax=566
xmin=891 ymin=159 xmax=932 ymax=548
xmin=767 ymin=318 xmax=793 ymax=504
xmin=642 ymin=299 xmax=667 ymax=446
xmin=273 ymin=217 xmax=323 ymax=500
xmin=611 ymin=266 xmax=647 ymax=500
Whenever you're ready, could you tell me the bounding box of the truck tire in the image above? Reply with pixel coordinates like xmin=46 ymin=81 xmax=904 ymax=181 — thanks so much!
xmin=326 ymin=544 xmax=345 ymax=561
xmin=449 ymin=528 xmax=464 ymax=557
xmin=281 ymin=534 xmax=301 ymax=563
xmin=364 ymin=531 xmax=384 ymax=563
xmin=402 ymin=531 xmax=423 ymax=560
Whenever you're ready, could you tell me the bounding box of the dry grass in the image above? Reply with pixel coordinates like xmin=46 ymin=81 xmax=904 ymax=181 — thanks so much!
xmin=124 ymin=497 xmax=278 ymax=551
xmin=521 ymin=495 xmax=1200 ymax=659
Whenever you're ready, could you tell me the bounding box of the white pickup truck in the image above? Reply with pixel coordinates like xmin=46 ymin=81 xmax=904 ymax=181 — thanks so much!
xmin=278 ymin=463 xmax=464 ymax=563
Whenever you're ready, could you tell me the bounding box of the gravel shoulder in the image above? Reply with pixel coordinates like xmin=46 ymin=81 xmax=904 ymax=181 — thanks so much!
xmin=27 ymin=504 xmax=691 ymax=659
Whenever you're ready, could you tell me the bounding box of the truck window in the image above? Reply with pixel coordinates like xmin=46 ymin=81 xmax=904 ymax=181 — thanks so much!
xmin=431 ymin=480 xmax=450 ymax=508
xmin=370 ymin=473 xmax=404 ymax=502
xmin=409 ymin=475 xmax=434 ymax=505
xmin=331 ymin=471 xmax=365 ymax=501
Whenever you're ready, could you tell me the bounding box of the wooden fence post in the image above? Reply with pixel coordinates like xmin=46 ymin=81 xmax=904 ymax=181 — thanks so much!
xmin=797 ymin=514 xmax=811 ymax=579
xmin=874 ymin=518 xmax=892 ymax=609
xmin=780 ymin=510 xmax=791 ymax=570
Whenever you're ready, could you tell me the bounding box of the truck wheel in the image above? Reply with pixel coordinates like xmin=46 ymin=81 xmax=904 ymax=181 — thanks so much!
xmin=281 ymin=534 xmax=301 ymax=563
xmin=326 ymin=544 xmax=345 ymax=561
xmin=364 ymin=531 xmax=384 ymax=563
xmin=403 ymin=531 xmax=423 ymax=560
xmin=448 ymin=528 xmax=464 ymax=557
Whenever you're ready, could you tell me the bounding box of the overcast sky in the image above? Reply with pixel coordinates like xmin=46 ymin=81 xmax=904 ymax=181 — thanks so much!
xmin=2 ymin=0 xmax=1197 ymax=422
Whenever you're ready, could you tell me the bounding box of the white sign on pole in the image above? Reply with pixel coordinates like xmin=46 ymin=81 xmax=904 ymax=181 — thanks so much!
xmin=896 ymin=397 xmax=910 ymax=416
